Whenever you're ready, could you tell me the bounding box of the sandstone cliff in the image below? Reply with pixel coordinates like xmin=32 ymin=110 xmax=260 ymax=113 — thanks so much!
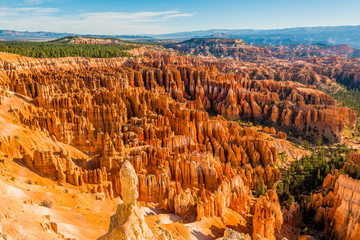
xmin=307 ymin=173 xmax=360 ymax=240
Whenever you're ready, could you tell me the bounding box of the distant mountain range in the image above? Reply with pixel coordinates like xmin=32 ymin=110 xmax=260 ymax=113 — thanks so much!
xmin=1 ymin=25 xmax=360 ymax=49
xmin=152 ymin=25 xmax=360 ymax=49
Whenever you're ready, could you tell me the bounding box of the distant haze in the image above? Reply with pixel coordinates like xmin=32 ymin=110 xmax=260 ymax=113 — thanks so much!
xmin=2 ymin=25 xmax=360 ymax=49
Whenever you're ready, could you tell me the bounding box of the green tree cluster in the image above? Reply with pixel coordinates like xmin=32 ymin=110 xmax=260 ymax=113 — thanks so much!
xmin=330 ymin=86 xmax=360 ymax=114
xmin=328 ymin=86 xmax=360 ymax=135
xmin=0 ymin=41 xmax=136 ymax=58
xmin=277 ymin=144 xmax=353 ymax=207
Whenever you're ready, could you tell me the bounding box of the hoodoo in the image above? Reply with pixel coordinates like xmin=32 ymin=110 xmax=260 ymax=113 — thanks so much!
xmin=98 ymin=160 xmax=154 ymax=240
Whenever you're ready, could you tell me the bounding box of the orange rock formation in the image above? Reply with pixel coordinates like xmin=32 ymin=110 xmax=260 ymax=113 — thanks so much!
xmin=307 ymin=173 xmax=360 ymax=240
xmin=0 ymin=50 xmax=357 ymax=239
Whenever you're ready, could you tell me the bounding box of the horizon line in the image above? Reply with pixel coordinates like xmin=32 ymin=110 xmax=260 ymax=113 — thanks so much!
xmin=1 ymin=24 xmax=359 ymax=37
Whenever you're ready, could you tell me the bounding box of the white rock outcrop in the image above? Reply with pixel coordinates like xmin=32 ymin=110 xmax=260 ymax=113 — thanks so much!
xmin=98 ymin=160 xmax=154 ymax=240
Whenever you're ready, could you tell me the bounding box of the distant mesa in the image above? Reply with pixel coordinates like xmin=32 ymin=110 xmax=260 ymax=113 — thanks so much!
xmin=166 ymin=37 xmax=359 ymax=59
xmin=52 ymin=36 xmax=131 ymax=45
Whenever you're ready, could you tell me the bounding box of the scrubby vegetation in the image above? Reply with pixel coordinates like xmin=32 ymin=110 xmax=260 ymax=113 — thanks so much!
xmin=0 ymin=41 xmax=136 ymax=58
xmin=253 ymin=183 xmax=266 ymax=197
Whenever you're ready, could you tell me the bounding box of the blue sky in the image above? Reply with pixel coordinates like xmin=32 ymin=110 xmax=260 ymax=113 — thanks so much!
xmin=0 ymin=0 xmax=360 ymax=35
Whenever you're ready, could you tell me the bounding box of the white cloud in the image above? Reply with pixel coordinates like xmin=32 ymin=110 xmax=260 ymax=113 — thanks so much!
xmin=0 ymin=7 xmax=193 ymax=35
xmin=24 ymin=0 xmax=44 ymax=4
xmin=0 ymin=7 xmax=59 ymax=13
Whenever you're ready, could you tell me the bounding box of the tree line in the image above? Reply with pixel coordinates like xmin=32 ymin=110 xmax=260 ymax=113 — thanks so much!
xmin=0 ymin=41 xmax=136 ymax=58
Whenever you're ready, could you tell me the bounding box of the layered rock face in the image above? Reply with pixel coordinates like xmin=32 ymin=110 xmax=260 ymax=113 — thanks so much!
xmin=0 ymin=51 xmax=357 ymax=239
xmin=307 ymin=173 xmax=360 ymax=240
xmin=98 ymin=160 xmax=154 ymax=240
xmin=167 ymin=38 xmax=358 ymax=61
xmin=167 ymin=38 xmax=271 ymax=61
xmin=331 ymin=176 xmax=360 ymax=240
xmin=304 ymin=57 xmax=360 ymax=89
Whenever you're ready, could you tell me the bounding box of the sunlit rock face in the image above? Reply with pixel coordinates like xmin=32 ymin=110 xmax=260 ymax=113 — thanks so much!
xmin=98 ymin=160 xmax=154 ymax=240
xmin=308 ymin=173 xmax=360 ymax=240
xmin=220 ymin=228 xmax=252 ymax=240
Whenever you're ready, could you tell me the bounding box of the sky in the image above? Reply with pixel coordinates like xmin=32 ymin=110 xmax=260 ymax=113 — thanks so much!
xmin=0 ymin=0 xmax=360 ymax=35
